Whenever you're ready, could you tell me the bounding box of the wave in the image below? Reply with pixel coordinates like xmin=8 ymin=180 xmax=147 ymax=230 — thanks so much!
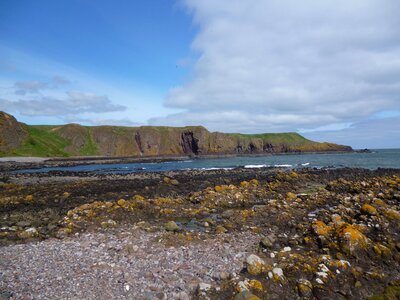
xmin=301 ymin=162 xmax=310 ymax=166
xmin=244 ymin=164 xmax=268 ymax=168
xmin=273 ymin=164 xmax=293 ymax=168
xmin=199 ymin=167 xmax=235 ymax=170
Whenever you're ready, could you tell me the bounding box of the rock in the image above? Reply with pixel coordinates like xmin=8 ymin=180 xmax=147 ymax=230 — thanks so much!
xmin=246 ymin=254 xmax=267 ymax=275
xmin=17 ymin=227 xmax=38 ymax=239
xmin=0 ymin=291 xmax=13 ymax=300
xmin=286 ymin=192 xmax=297 ymax=201
xmin=175 ymin=291 xmax=190 ymax=300
xmin=233 ymin=291 xmax=261 ymax=300
xmin=170 ymin=179 xmax=179 ymax=185
xmin=16 ymin=221 xmax=31 ymax=227
xmin=165 ymin=221 xmax=179 ymax=232
xmin=218 ymin=271 xmax=230 ymax=280
xmin=25 ymin=195 xmax=33 ymax=202
xmin=360 ymin=203 xmax=377 ymax=215
xmin=117 ymin=199 xmax=127 ymax=206
xmin=100 ymin=219 xmax=117 ymax=228
xmin=272 ymin=267 xmax=284 ymax=278
xmin=337 ymin=224 xmax=369 ymax=254
xmin=297 ymin=279 xmax=313 ymax=297
xmin=215 ymin=226 xmax=227 ymax=234
xmin=221 ymin=210 xmax=235 ymax=219
xmin=198 ymin=282 xmax=212 ymax=293
xmin=260 ymin=233 xmax=276 ymax=248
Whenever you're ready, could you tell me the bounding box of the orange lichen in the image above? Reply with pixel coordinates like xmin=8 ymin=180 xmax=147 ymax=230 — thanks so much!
xmin=248 ymin=279 xmax=263 ymax=291
xmin=337 ymin=224 xmax=369 ymax=253
xmin=312 ymin=220 xmax=332 ymax=237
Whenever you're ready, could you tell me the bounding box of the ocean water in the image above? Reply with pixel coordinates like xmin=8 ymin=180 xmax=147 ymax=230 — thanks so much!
xmin=15 ymin=149 xmax=400 ymax=173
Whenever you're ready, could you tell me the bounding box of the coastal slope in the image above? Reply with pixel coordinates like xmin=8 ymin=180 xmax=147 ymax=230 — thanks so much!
xmin=0 ymin=111 xmax=352 ymax=157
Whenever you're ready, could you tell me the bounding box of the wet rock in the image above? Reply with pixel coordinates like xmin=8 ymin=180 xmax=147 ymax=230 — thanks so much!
xmin=337 ymin=224 xmax=369 ymax=254
xmin=174 ymin=291 xmax=190 ymax=300
xmin=360 ymin=203 xmax=377 ymax=216
xmin=286 ymin=192 xmax=297 ymax=201
xmin=17 ymin=227 xmax=38 ymax=239
xmin=164 ymin=221 xmax=179 ymax=232
xmin=297 ymin=279 xmax=313 ymax=297
xmin=260 ymin=233 xmax=276 ymax=249
xmin=100 ymin=219 xmax=117 ymax=228
xmin=197 ymin=282 xmax=212 ymax=296
xmin=233 ymin=291 xmax=261 ymax=300
xmin=16 ymin=221 xmax=31 ymax=227
xmin=215 ymin=226 xmax=227 ymax=234
xmin=246 ymin=254 xmax=267 ymax=275
xmin=170 ymin=179 xmax=179 ymax=186
xmin=0 ymin=291 xmax=13 ymax=300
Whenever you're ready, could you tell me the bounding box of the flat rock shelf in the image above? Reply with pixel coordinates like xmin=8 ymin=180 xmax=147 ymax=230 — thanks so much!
xmin=1 ymin=167 xmax=400 ymax=299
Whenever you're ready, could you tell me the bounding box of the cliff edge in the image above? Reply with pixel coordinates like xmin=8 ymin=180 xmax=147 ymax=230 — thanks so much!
xmin=0 ymin=111 xmax=352 ymax=157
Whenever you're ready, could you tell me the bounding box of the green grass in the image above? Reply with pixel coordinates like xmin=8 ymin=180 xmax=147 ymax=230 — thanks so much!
xmin=79 ymin=128 xmax=99 ymax=156
xmin=13 ymin=126 xmax=71 ymax=157
xmin=226 ymin=132 xmax=314 ymax=145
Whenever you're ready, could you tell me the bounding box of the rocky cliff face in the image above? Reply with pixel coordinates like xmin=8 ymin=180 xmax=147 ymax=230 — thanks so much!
xmin=0 ymin=111 xmax=352 ymax=157
xmin=0 ymin=112 xmax=28 ymax=154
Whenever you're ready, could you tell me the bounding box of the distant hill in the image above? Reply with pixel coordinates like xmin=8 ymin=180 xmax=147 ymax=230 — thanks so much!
xmin=0 ymin=111 xmax=352 ymax=157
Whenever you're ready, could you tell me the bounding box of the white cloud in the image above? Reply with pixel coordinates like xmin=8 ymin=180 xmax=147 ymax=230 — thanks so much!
xmin=14 ymin=80 xmax=48 ymax=95
xmin=0 ymin=90 xmax=125 ymax=117
xmin=303 ymin=117 xmax=400 ymax=149
xmin=154 ymin=0 xmax=400 ymax=132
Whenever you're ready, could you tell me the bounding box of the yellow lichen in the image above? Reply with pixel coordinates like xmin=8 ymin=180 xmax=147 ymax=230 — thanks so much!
xmin=373 ymin=243 xmax=391 ymax=256
xmin=250 ymin=179 xmax=259 ymax=186
xmin=385 ymin=209 xmax=400 ymax=221
xmin=286 ymin=192 xmax=297 ymax=201
xmin=240 ymin=181 xmax=249 ymax=187
xmin=117 ymin=199 xmax=127 ymax=206
xmin=215 ymin=185 xmax=229 ymax=192
xmin=133 ymin=194 xmax=145 ymax=201
xmin=360 ymin=204 xmax=377 ymax=215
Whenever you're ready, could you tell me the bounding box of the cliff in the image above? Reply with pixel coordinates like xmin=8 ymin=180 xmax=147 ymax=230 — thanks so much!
xmin=0 ymin=111 xmax=352 ymax=157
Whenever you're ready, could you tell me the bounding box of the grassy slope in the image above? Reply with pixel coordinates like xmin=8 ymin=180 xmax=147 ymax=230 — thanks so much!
xmin=227 ymin=132 xmax=316 ymax=145
xmin=79 ymin=128 xmax=99 ymax=156
xmin=13 ymin=126 xmax=71 ymax=157
xmin=1 ymin=124 xmax=344 ymax=157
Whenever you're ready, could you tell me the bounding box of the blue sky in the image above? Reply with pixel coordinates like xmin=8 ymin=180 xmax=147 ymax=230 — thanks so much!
xmin=0 ymin=0 xmax=399 ymax=149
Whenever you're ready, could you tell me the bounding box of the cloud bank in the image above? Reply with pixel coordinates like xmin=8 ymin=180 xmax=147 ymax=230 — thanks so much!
xmin=1 ymin=77 xmax=126 ymax=120
xmin=152 ymin=0 xmax=400 ymax=133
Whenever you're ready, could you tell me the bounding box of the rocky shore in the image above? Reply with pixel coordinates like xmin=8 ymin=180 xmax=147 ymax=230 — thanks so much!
xmin=1 ymin=167 xmax=400 ymax=299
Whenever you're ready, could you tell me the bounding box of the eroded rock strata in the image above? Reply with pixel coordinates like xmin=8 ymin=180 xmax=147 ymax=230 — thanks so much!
xmin=0 ymin=111 xmax=352 ymax=157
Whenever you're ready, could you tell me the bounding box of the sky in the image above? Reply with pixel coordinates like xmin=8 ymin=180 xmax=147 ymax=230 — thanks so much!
xmin=0 ymin=0 xmax=399 ymax=149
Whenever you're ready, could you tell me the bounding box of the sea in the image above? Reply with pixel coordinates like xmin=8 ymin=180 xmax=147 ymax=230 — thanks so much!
xmin=16 ymin=148 xmax=400 ymax=173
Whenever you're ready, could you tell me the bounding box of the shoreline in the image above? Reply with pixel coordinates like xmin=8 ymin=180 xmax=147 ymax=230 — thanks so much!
xmin=0 ymin=149 xmax=361 ymax=172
